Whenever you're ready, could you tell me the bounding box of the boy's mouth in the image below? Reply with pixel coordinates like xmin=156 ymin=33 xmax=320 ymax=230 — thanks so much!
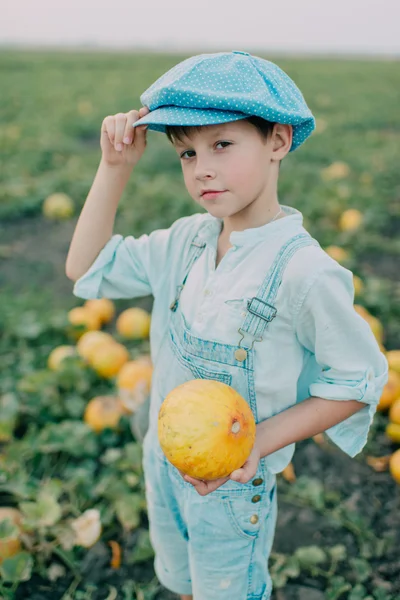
xmin=201 ymin=190 xmax=227 ymax=200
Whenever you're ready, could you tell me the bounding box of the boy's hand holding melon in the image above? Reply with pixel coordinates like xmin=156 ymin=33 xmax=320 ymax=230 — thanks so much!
xmin=158 ymin=379 xmax=261 ymax=495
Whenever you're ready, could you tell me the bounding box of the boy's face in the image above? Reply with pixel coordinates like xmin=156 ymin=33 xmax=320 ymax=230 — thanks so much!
xmin=171 ymin=119 xmax=286 ymax=224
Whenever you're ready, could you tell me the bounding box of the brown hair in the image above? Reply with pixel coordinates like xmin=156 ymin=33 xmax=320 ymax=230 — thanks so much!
xmin=165 ymin=115 xmax=276 ymax=146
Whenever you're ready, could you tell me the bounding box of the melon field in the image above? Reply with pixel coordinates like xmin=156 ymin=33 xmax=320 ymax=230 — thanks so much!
xmin=0 ymin=50 xmax=399 ymax=600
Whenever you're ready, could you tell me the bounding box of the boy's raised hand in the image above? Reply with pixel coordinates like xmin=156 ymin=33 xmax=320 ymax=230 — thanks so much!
xmin=100 ymin=106 xmax=150 ymax=168
xmin=178 ymin=442 xmax=262 ymax=496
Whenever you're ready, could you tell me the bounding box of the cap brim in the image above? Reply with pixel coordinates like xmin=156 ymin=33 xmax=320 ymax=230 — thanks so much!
xmin=131 ymin=106 xmax=249 ymax=133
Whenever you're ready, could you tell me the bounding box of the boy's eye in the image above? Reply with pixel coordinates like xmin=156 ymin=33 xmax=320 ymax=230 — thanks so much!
xmin=180 ymin=141 xmax=231 ymax=160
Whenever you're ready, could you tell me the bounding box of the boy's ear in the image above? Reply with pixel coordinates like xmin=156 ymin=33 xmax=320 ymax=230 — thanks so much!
xmin=272 ymin=124 xmax=292 ymax=160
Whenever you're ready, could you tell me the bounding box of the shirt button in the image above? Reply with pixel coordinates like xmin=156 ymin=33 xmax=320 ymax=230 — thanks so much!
xmin=252 ymin=478 xmax=263 ymax=486
xmin=204 ymin=289 xmax=213 ymax=297
xmin=251 ymin=495 xmax=262 ymax=503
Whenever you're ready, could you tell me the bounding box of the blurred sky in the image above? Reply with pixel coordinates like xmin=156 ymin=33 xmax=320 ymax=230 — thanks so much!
xmin=2 ymin=0 xmax=400 ymax=55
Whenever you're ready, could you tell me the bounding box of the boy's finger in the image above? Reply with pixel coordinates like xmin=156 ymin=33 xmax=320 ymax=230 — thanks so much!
xmin=139 ymin=105 xmax=150 ymax=117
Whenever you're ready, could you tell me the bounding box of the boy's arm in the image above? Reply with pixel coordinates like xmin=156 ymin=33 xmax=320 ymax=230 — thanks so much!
xmin=255 ymin=396 xmax=364 ymax=458
xmin=65 ymin=160 xmax=133 ymax=281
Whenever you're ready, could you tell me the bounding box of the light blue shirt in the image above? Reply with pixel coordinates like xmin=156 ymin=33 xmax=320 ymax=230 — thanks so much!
xmin=73 ymin=205 xmax=388 ymax=472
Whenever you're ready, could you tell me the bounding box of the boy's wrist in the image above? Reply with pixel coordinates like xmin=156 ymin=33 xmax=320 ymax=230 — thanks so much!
xmin=99 ymin=157 xmax=135 ymax=174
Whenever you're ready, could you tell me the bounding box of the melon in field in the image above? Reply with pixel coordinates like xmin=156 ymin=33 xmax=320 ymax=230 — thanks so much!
xmin=67 ymin=306 xmax=102 ymax=340
xmin=354 ymin=305 xmax=384 ymax=345
xmin=352 ymin=275 xmax=364 ymax=297
xmin=0 ymin=508 xmax=23 ymax=564
xmin=42 ymin=193 xmax=74 ymax=219
xmin=90 ymin=342 xmax=130 ymax=378
xmin=117 ymin=356 xmax=153 ymax=413
xmin=71 ymin=509 xmax=101 ymax=548
xmin=386 ymin=350 xmax=400 ymax=375
xmin=321 ymin=161 xmax=350 ymax=181
xmin=84 ymin=395 xmax=125 ymax=433
xmin=158 ymin=379 xmax=256 ymax=480
xmin=116 ymin=308 xmax=151 ymax=339
xmin=378 ymin=370 xmax=400 ymax=412
xmin=47 ymin=345 xmax=77 ymax=371
xmin=339 ymin=209 xmax=363 ymax=232
xmin=76 ymin=330 xmax=115 ymax=364
xmin=324 ymin=245 xmax=350 ymax=264
xmin=84 ymin=299 xmax=115 ymax=325
xmin=389 ymin=449 xmax=400 ymax=484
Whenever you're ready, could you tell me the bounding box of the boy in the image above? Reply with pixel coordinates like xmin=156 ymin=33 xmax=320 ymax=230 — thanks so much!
xmin=66 ymin=51 xmax=388 ymax=600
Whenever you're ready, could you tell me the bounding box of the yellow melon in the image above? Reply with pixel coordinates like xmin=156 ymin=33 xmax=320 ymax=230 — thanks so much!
xmin=0 ymin=508 xmax=23 ymax=564
xmin=42 ymin=193 xmax=74 ymax=219
xmin=158 ymin=379 xmax=256 ymax=480
xmin=354 ymin=305 xmax=384 ymax=344
xmin=76 ymin=331 xmax=115 ymax=363
xmin=116 ymin=357 xmax=153 ymax=413
xmin=47 ymin=345 xmax=76 ymax=371
xmin=389 ymin=397 xmax=400 ymax=425
xmin=321 ymin=162 xmax=350 ymax=181
xmin=386 ymin=350 xmax=400 ymax=375
xmin=389 ymin=449 xmax=400 ymax=484
xmin=67 ymin=307 xmax=102 ymax=340
xmin=84 ymin=299 xmax=115 ymax=325
xmin=84 ymin=396 xmax=125 ymax=433
xmin=386 ymin=423 xmax=400 ymax=444
xmin=90 ymin=343 xmax=130 ymax=378
xmin=325 ymin=246 xmax=350 ymax=264
xmin=116 ymin=308 xmax=151 ymax=339
xmin=378 ymin=371 xmax=400 ymax=412
xmin=339 ymin=209 xmax=363 ymax=232
xmin=353 ymin=275 xmax=364 ymax=297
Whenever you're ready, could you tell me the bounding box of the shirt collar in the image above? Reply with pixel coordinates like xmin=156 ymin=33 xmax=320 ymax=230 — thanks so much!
xmin=197 ymin=204 xmax=304 ymax=248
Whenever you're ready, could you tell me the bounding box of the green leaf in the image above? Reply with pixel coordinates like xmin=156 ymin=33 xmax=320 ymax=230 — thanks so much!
xmin=17 ymin=369 xmax=56 ymax=394
xmin=0 ymin=552 xmax=33 ymax=582
xmin=328 ymin=544 xmax=347 ymax=562
xmin=20 ymin=492 xmax=62 ymax=528
xmin=128 ymin=529 xmax=154 ymax=564
xmin=288 ymin=476 xmax=326 ymax=509
xmin=373 ymin=587 xmax=393 ymax=600
xmin=270 ymin=571 xmax=289 ymax=588
xmin=36 ymin=420 xmax=98 ymax=456
xmin=0 ymin=393 xmax=19 ymax=441
xmin=294 ymin=545 xmax=327 ymax=569
xmin=0 ymin=518 xmax=19 ymax=540
xmin=350 ymin=557 xmax=372 ymax=583
xmin=114 ymin=494 xmax=142 ymax=530
xmin=348 ymin=584 xmax=368 ymax=600
xmin=325 ymin=576 xmax=352 ymax=600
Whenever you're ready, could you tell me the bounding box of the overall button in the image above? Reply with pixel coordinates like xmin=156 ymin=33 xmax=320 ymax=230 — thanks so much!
xmin=234 ymin=348 xmax=247 ymax=362
xmin=252 ymin=478 xmax=263 ymax=486
xmin=251 ymin=495 xmax=262 ymax=503
xmin=250 ymin=514 xmax=259 ymax=524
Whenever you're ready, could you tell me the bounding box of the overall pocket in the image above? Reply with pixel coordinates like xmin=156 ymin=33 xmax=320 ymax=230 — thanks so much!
xmin=221 ymin=481 xmax=276 ymax=540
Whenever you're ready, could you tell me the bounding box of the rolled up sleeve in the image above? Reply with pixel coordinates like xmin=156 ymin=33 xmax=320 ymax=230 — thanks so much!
xmin=295 ymin=259 xmax=389 ymax=457
xmin=73 ymin=215 xmax=199 ymax=300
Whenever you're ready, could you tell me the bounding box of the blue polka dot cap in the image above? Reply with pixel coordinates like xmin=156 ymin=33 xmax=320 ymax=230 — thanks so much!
xmin=132 ymin=51 xmax=315 ymax=152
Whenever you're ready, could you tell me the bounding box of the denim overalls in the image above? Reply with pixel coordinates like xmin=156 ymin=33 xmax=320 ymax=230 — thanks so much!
xmin=142 ymin=230 xmax=319 ymax=600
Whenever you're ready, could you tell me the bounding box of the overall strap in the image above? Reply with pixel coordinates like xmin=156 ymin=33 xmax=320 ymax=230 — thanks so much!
xmin=169 ymin=233 xmax=206 ymax=312
xmin=237 ymin=233 xmax=320 ymax=349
